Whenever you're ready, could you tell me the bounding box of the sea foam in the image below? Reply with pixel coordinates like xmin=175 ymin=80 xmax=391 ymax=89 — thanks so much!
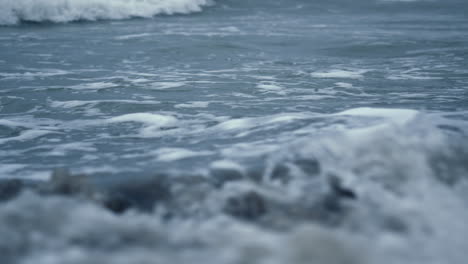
xmin=0 ymin=0 xmax=213 ymax=25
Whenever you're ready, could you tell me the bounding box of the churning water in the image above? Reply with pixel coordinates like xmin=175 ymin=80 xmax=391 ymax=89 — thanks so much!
xmin=1 ymin=0 xmax=468 ymax=263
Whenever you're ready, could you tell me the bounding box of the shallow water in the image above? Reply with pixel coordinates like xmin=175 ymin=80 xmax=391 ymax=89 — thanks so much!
xmin=1 ymin=0 xmax=468 ymax=263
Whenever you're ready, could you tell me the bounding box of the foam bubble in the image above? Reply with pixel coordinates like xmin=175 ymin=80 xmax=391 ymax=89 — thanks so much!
xmin=149 ymin=82 xmax=186 ymax=90
xmin=48 ymin=142 xmax=97 ymax=156
xmin=153 ymin=148 xmax=213 ymax=161
xmin=311 ymin=69 xmax=367 ymax=79
xmin=108 ymin=113 xmax=179 ymax=137
xmin=50 ymin=99 xmax=160 ymax=109
xmin=68 ymin=82 xmax=118 ymax=90
xmin=336 ymin=107 xmax=419 ymax=125
xmin=115 ymin=33 xmax=153 ymax=40
xmin=174 ymin=101 xmax=210 ymax=108
xmin=211 ymin=159 xmax=244 ymax=171
xmin=109 ymin=113 xmax=177 ymax=126
xmin=335 ymin=82 xmax=354 ymax=89
xmin=0 ymin=129 xmax=55 ymax=144
xmin=215 ymin=118 xmax=253 ymax=131
xmin=257 ymin=82 xmax=286 ymax=95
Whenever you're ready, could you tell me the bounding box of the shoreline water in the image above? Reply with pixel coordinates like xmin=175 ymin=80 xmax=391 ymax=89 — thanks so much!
xmin=1 ymin=0 xmax=468 ymax=263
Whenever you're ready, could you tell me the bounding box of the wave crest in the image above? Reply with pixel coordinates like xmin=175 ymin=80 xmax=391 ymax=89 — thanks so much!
xmin=0 ymin=0 xmax=213 ymax=25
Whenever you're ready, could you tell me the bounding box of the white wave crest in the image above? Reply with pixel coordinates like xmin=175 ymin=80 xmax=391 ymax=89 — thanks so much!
xmin=0 ymin=0 xmax=213 ymax=25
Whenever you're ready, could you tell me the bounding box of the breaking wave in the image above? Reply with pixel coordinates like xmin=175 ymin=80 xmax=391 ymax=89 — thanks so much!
xmin=0 ymin=0 xmax=213 ymax=25
xmin=1 ymin=109 xmax=468 ymax=263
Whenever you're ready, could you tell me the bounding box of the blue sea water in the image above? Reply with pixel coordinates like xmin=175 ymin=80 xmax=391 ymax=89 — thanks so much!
xmin=1 ymin=0 xmax=468 ymax=263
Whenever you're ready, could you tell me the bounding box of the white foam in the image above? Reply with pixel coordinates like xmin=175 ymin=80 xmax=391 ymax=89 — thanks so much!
xmin=68 ymin=82 xmax=118 ymax=90
xmin=336 ymin=107 xmax=419 ymax=126
xmin=295 ymin=95 xmax=335 ymax=100
xmin=210 ymin=113 xmax=311 ymax=136
xmin=220 ymin=26 xmax=240 ymax=32
xmin=257 ymin=82 xmax=286 ymax=95
xmin=74 ymin=165 xmax=130 ymax=174
xmin=174 ymin=101 xmax=210 ymax=108
xmin=311 ymin=69 xmax=367 ymax=79
xmin=49 ymin=142 xmax=97 ymax=156
xmin=221 ymin=142 xmax=280 ymax=158
xmin=257 ymin=83 xmax=282 ymax=91
xmin=109 ymin=113 xmax=177 ymax=126
xmin=0 ymin=119 xmax=28 ymax=128
xmin=115 ymin=33 xmax=153 ymax=40
xmin=15 ymin=170 xmax=51 ymax=180
xmin=50 ymin=100 xmax=96 ymax=108
xmin=266 ymin=114 xmax=308 ymax=124
xmin=0 ymin=164 xmax=27 ymax=177
xmin=215 ymin=118 xmax=253 ymax=131
xmin=149 ymin=82 xmax=186 ymax=90
xmin=0 ymin=129 xmax=55 ymax=144
xmin=387 ymin=74 xmax=442 ymax=80
xmin=335 ymin=82 xmax=354 ymax=89
xmin=108 ymin=113 xmax=178 ymax=137
xmin=153 ymin=148 xmax=213 ymax=162
xmin=50 ymin=99 xmax=160 ymax=108
xmin=231 ymin=92 xmax=256 ymax=98
xmin=0 ymin=0 xmax=213 ymax=25
xmin=211 ymin=159 xmax=244 ymax=171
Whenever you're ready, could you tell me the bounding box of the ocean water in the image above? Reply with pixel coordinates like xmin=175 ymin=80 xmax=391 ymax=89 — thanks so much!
xmin=1 ymin=0 xmax=468 ymax=263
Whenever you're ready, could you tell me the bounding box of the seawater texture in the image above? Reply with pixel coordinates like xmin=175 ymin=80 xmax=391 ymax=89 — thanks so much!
xmin=1 ymin=0 xmax=468 ymax=263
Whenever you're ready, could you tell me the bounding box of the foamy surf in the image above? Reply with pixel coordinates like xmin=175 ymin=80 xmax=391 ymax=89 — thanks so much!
xmin=0 ymin=0 xmax=213 ymax=25
xmin=1 ymin=0 xmax=468 ymax=262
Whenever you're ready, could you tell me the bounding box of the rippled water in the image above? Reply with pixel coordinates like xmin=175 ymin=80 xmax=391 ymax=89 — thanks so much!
xmin=1 ymin=0 xmax=468 ymax=263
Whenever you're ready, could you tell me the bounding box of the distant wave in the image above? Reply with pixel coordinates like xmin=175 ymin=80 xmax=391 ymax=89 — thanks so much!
xmin=0 ymin=0 xmax=213 ymax=25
